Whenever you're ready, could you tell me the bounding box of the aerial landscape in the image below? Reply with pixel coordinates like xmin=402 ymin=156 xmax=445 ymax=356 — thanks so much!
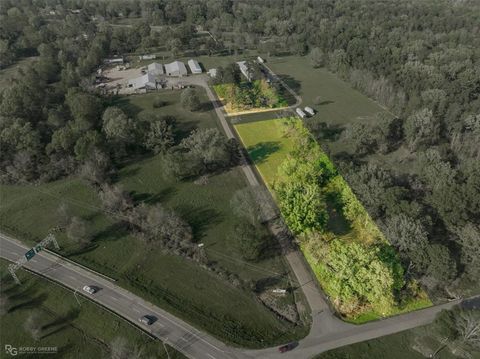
xmin=0 ymin=0 xmax=478 ymax=358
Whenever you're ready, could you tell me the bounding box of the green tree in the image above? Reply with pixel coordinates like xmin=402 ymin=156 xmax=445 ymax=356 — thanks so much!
xmin=144 ymin=118 xmax=174 ymax=154
xmin=275 ymin=181 xmax=328 ymax=234
xmin=309 ymin=47 xmax=325 ymax=68
xmin=233 ymin=221 xmax=265 ymax=262
xmin=180 ymin=128 xmax=232 ymax=172
xmin=404 ymin=108 xmax=440 ymax=151
xmin=102 ymin=107 xmax=136 ymax=145
xmin=180 ymin=88 xmax=201 ymax=111
xmin=323 ymin=239 xmax=404 ymax=315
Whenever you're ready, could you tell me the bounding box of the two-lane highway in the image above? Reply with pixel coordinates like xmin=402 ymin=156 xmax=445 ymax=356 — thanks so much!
xmin=0 ymin=234 xmax=244 ymax=359
xmin=2 ymin=233 xmax=478 ymax=359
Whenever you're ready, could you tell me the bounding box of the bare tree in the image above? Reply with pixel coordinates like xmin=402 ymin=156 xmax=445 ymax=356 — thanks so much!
xmin=110 ymin=337 xmax=145 ymax=359
xmin=230 ymin=186 xmax=278 ymax=224
xmin=24 ymin=312 xmax=42 ymax=340
xmin=66 ymin=216 xmax=92 ymax=247
xmin=99 ymin=184 xmax=133 ymax=214
xmin=56 ymin=202 xmax=71 ymax=228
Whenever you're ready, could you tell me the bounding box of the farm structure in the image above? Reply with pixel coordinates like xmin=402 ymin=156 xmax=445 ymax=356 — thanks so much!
xmin=165 ymin=60 xmax=188 ymax=77
xmin=147 ymin=62 xmax=164 ymax=75
xmin=188 ymin=59 xmax=202 ymax=74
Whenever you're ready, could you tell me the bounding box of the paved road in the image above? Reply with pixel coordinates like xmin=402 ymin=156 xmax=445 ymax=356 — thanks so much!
xmin=2 ymin=234 xmax=477 ymax=359
xmin=0 ymin=234 xmax=242 ymax=359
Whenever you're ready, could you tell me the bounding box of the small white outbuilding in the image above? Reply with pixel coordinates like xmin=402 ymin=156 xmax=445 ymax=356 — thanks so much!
xmin=188 ymin=59 xmax=202 ymax=74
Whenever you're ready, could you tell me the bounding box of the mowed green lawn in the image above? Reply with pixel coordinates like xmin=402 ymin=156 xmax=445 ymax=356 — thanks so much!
xmin=0 ymin=90 xmax=307 ymax=347
xmin=265 ymin=55 xmax=388 ymax=126
xmin=0 ymin=259 xmax=183 ymax=359
xmin=234 ymin=119 xmax=295 ymax=188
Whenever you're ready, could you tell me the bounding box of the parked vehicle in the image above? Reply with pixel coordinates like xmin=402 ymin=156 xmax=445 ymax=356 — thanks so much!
xmin=304 ymin=106 xmax=315 ymax=116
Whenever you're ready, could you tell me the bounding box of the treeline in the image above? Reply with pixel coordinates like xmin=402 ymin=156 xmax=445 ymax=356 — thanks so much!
xmin=273 ymin=119 xmax=419 ymax=318
xmin=213 ymin=61 xmax=285 ymax=111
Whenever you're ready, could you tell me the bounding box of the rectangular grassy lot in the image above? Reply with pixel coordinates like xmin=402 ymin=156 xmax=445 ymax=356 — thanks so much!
xmin=0 ymin=89 xmax=307 ymax=347
xmin=0 ymin=259 xmax=183 ymax=359
xmin=234 ymin=116 xmax=431 ymax=323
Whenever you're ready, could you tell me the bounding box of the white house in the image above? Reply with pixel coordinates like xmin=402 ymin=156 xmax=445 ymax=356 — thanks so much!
xmin=236 ymin=61 xmax=252 ymax=81
xmin=304 ymin=106 xmax=315 ymax=116
xmin=147 ymin=62 xmax=164 ymax=75
xmin=296 ymin=108 xmax=306 ymax=118
xmin=128 ymin=72 xmax=157 ymax=90
xmin=164 ymin=61 xmax=188 ymax=77
xmin=188 ymin=59 xmax=202 ymax=74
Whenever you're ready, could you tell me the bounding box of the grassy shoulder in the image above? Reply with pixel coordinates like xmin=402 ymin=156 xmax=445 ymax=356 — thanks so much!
xmin=316 ymin=326 xmax=457 ymax=359
xmin=0 ymin=90 xmax=308 ymax=348
xmin=234 ymin=117 xmax=431 ymax=322
xmin=0 ymin=259 xmax=183 ymax=359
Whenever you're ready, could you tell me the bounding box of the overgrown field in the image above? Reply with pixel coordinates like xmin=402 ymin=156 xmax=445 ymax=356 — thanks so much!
xmin=214 ymin=80 xmax=288 ymax=115
xmin=235 ymin=118 xmax=431 ymax=322
xmin=0 ymin=259 xmax=183 ymax=358
xmin=0 ymin=91 xmax=308 ymax=347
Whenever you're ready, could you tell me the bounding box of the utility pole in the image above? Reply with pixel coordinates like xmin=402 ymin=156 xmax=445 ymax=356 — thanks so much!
xmin=73 ymin=289 xmax=81 ymax=306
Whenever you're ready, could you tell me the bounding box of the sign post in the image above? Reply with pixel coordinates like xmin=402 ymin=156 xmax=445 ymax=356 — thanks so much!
xmin=8 ymin=233 xmax=59 ymax=284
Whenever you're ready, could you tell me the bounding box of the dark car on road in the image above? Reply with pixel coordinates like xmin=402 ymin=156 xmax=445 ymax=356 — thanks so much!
xmin=139 ymin=315 xmax=156 ymax=325
xmin=278 ymin=342 xmax=298 ymax=353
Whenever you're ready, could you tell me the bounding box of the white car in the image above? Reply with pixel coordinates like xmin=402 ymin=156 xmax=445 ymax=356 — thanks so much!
xmin=82 ymin=285 xmax=96 ymax=295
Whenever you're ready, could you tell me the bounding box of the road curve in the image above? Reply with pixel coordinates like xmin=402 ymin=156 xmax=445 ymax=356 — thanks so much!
xmin=2 ymin=233 xmax=476 ymax=359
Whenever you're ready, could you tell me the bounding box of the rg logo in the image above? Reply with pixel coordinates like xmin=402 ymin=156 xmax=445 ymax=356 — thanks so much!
xmin=5 ymin=344 xmax=18 ymax=356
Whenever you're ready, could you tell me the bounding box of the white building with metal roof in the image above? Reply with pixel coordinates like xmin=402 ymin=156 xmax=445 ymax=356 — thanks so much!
xmin=127 ymin=72 xmax=157 ymax=90
xmin=236 ymin=61 xmax=252 ymax=81
xmin=147 ymin=62 xmax=164 ymax=75
xmin=164 ymin=61 xmax=188 ymax=77
xmin=188 ymin=59 xmax=202 ymax=74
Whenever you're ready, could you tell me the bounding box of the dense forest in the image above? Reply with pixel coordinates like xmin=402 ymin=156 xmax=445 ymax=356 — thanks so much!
xmin=1 ymin=0 xmax=479 ymax=299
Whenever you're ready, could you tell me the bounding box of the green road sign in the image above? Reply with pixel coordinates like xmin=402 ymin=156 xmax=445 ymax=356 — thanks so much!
xmin=34 ymin=244 xmax=44 ymax=253
xmin=25 ymin=249 xmax=36 ymax=261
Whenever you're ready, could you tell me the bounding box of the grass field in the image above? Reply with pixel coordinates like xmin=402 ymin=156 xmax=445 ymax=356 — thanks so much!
xmin=234 ymin=118 xmax=431 ymax=322
xmin=235 ymin=119 xmax=295 ymax=188
xmin=0 ymin=89 xmax=308 ymax=347
xmin=0 ymin=259 xmax=183 ymax=358
xmin=265 ymin=55 xmax=388 ymax=125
